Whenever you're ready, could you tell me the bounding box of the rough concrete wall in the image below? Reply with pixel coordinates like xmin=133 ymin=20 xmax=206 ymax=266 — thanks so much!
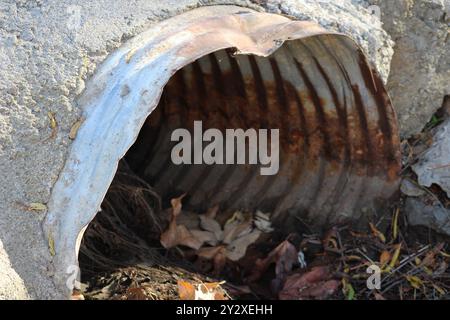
xmin=0 ymin=0 xmax=391 ymax=299
xmin=259 ymin=0 xmax=395 ymax=82
xmin=366 ymin=0 xmax=450 ymax=138
xmin=0 ymin=241 xmax=28 ymax=299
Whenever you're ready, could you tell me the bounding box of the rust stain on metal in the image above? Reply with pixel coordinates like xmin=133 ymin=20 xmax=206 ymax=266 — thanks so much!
xmin=127 ymin=33 xmax=401 ymax=228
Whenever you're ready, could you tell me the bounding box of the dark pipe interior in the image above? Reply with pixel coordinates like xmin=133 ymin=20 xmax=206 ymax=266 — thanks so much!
xmin=125 ymin=47 xmax=307 ymax=218
xmin=79 ymin=48 xmax=305 ymax=280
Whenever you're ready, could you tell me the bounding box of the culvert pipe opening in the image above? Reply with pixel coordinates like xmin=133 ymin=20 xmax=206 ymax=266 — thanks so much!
xmin=43 ymin=7 xmax=401 ymax=299
xmin=79 ymin=45 xmax=400 ymax=299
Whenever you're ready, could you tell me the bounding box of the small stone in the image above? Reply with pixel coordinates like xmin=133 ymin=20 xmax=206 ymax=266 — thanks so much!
xmin=405 ymin=198 xmax=450 ymax=236
xmin=413 ymin=119 xmax=450 ymax=198
xmin=400 ymin=179 xmax=426 ymax=197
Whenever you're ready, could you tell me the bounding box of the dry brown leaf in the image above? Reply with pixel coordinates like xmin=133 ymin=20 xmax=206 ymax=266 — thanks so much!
xmin=222 ymin=220 xmax=240 ymax=244
xmin=369 ymin=222 xmax=386 ymax=243
xmin=421 ymin=243 xmax=445 ymax=268
xmin=178 ymin=280 xmax=196 ymax=300
xmin=295 ymin=280 xmax=339 ymax=300
xmin=222 ymin=218 xmax=252 ymax=245
xmin=197 ymin=246 xmax=225 ymax=260
xmin=200 ymin=215 xmax=223 ymax=241
xmin=249 ymin=240 xmax=298 ymax=283
xmin=16 ymin=202 xmax=48 ymax=212
xmin=177 ymin=280 xmax=229 ymax=300
xmin=47 ymin=111 xmax=58 ymax=139
xmin=48 ymin=232 xmax=55 ymax=256
xmin=171 ymin=194 xmax=185 ymax=217
xmin=226 ymin=229 xmax=261 ymax=261
xmin=191 ymin=230 xmax=218 ymax=246
xmin=160 ymin=218 xmax=178 ymax=249
xmin=191 ymin=210 xmax=261 ymax=271
xmin=345 ymin=255 xmax=363 ymax=262
xmin=71 ymin=290 xmax=85 ymax=300
xmin=160 ymin=194 xmax=203 ymax=250
xmin=176 ymin=225 xmax=203 ymax=250
xmin=278 ymin=266 xmax=339 ymax=300
xmin=69 ymin=118 xmax=84 ymax=140
xmin=196 ymin=227 xmax=261 ymax=272
xmin=380 ymin=250 xmax=391 ymax=267
xmin=421 ymin=252 xmax=436 ymax=268
xmin=160 ymin=220 xmax=203 ymax=250
xmin=29 ymin=202 xmax=47 ymax=211
xmin=200 ymin=282 xmax=229 ymax=300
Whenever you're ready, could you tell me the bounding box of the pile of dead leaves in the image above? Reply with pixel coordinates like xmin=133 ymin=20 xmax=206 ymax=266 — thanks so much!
xmin=160 ymin=195 xmax=269 ymax=274
xmin=159 ymin=195 xmax=342 ymax=300
xmin=82 ymin=264 xmax=234 ymax=300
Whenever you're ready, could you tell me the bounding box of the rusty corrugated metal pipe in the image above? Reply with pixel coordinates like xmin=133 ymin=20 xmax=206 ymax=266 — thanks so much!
xmin=130 ymin=43 xmax=400 ymax=228
xmin=43 ymin=6 xmax=401 ymax=296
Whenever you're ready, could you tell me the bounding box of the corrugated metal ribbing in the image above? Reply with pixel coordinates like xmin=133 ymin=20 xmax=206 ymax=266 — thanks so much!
xmin=127 ymin=35 xmax=400 ymax=227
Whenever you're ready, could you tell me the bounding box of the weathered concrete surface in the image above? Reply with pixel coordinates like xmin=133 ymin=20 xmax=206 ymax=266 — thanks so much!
xmin=0 ymin=240 xmax=29 ymax=299
xmin=257 ymin=0 xmax=395 ymax=82
xmin=366 ymin=0 xmax=450 ymax=138
xmin=0 ymin=0 xmax=392 ymax=299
